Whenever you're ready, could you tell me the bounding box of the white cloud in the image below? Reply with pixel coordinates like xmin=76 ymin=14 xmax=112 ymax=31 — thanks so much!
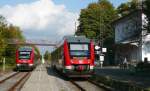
xmin=0 ymin=0 xmax=78 ymax=41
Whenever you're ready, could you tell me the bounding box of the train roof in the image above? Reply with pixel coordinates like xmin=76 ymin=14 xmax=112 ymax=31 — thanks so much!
xmin=18 ymin=46 xmax=33 ymax=51
xmin=64 ymin=35 xmax=90 ymax=43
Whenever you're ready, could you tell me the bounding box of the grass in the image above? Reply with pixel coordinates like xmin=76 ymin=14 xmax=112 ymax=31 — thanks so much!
xmin=0 ymin=63 xmax=15 ymax=72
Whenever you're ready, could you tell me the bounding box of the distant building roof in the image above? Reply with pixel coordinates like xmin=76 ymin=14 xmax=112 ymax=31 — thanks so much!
xmin=112 ymin=9 xmax=142 ymax=27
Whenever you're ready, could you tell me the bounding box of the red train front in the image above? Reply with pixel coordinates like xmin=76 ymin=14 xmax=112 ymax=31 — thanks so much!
xmin=16 ymin=46 xmax=34 ymax=71
xmin=51 ymin=36 xmax=95 ymax=77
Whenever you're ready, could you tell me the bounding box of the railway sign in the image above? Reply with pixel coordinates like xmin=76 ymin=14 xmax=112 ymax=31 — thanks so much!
xmin=100 ymin=55 xmax=104 ymax=61
xmin=102 ymin=48 xmax=107 ymax=53
xmin=95 ymin=45 xmax=100 ymax=50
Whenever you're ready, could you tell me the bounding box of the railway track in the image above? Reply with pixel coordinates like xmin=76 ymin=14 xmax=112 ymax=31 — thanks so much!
xmin=87 ymin=79 xmax=114 ymax=91
xmin=69 ymin=80 xmax=86 ymax=91
xmin=51 ymin=67 xmax=112 ymax=91
xmin=0 ymin=72 xmax=20 ymax=84
xmin=69 ymin=79 xmax=108 ymax=91
xmin=0 ymin=72 xmax=31 ymax=91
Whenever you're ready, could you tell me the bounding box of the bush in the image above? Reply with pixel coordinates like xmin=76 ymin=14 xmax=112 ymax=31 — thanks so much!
xmin=136 ymin=62 xmax=150 ymax=72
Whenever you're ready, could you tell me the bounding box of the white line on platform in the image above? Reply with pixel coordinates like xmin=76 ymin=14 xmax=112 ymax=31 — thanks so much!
xmin=37 ymin=65 xmax=41 ymax=91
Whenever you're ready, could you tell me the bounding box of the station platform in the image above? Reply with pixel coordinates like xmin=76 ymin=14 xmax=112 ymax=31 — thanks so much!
xmin=95 ymin=66 xmax=150 ymax=88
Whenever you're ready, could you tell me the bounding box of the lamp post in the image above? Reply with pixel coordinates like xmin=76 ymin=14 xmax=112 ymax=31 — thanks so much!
xmin=98 ymin=1 xmax=107 ymax=68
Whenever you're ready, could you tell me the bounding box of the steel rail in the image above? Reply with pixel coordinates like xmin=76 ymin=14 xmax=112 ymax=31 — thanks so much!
xmin=69 ymin=80 xmax=86 ymax=91
xmin=8 ymin=72 xmax=31 ymax=91
xmin=87 ymin=79 xmax=114 ymax=91
xmin=0 ymin=72 xmax=20 ymax=84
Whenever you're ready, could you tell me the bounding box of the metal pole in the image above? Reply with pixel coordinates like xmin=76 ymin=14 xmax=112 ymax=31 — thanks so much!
xmin=3 ymin=57 xmax=5 ymax=72
xmin=99 ymin=7 xmax=103 ymax=67
xmin=99 ymin=3 xmax=105 ymax=68
xmin=75 ymin=21 xmax=77 ymax=33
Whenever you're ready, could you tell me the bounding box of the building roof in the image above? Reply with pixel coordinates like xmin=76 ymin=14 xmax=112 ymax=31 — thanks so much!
xmin=112 ymin=9 xmax=142 ymax=26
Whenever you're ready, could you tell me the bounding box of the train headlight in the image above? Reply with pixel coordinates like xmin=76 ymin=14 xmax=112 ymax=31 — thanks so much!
xmin=65 ymin=66 xmax=72 ymax=69
xmin=88 ymin=60 xmax=91 ymax=63
xmin=29 ymin=64 xmax=33 ymax=66
xmin=71 ymin=60 xmax=73 ymax=63
xmin=90 ymin=66 xmax=94 ymax=69
xmin=17 ymin=64 xmax=20 ymax=66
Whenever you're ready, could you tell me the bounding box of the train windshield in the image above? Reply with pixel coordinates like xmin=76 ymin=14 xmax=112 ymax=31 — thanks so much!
xmin=69 ymin=43 xmax=90 ymax=57
xmin=19 ymin=51 xmax=31 ymax=59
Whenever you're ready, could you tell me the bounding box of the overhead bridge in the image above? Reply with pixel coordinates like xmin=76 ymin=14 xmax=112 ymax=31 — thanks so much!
xmin=6 ymin=39 xmax=58 ymax=46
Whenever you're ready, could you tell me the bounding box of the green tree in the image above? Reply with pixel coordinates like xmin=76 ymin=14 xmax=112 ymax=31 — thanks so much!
xmin=33 ymin=46 xmax=40 ymax=57
xmin=117 ymin=3 xmax=130 ymax=16
xmin=0 ymin=16 xmax=7 ymax=59
xmin=0 ymin=15 xmax=25 ymax=67
xmin=144 ymin=0 xmax=150 ymax=32
xmin=77 ymin=0 xmax=117 ymax=40
xmin=117 ymin=0 xmax=140 ymax=17
xmin=3 ymin=25 xmax=25 ymax=65
xmin=44 ymin=50 xmax=51 ymax=61
xmin=76 ymin=0 xmax=118 ymax=65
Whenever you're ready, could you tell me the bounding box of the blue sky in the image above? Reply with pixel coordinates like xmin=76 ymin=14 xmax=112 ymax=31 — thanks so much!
xmin=53 ymin=0 xmax=128 ymax=12
xmin=0 ymin=0 xmax=128 ymax=12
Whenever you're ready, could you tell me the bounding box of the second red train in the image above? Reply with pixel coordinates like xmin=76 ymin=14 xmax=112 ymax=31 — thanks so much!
xmin=51 ymin=36 xmax=95 ymax=77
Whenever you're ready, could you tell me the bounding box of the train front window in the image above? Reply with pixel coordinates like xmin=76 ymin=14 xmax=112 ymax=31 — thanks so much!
xmin=69 ymin=44 xmax=90 ymax=57
xmin=19 ymin=51 xmax=31 ymax=59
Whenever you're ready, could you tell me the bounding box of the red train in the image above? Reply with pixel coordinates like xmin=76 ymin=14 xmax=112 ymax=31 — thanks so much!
xmin=51 ymin=36 xmax=95 ymax=77
xmin=16 ymin=46 xmax=35 ymax=71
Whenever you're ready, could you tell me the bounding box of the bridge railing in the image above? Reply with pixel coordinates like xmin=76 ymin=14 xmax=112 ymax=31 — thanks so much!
xmin=6 ymin=39 xmax=58 ymax=46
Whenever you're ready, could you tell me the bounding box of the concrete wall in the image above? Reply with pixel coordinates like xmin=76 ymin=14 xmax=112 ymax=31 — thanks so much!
xmin=113 ymin=10 xmax=144 ymax=64
xmin=142 ymin=35 xmax=150 ymax=62
xmin=114 ymin=11 xmax=142 ymax=43
xmin=114 ymin=10 xmax=150 ymax=65
xmin=115 ymin=44 xmax=141 ymax=64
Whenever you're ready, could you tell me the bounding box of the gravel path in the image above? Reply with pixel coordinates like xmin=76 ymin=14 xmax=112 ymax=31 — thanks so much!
xmin=21 ymin=64 xmax=78 ymax=91
xmin=0 ymin=72 xmax=27 ymax=91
